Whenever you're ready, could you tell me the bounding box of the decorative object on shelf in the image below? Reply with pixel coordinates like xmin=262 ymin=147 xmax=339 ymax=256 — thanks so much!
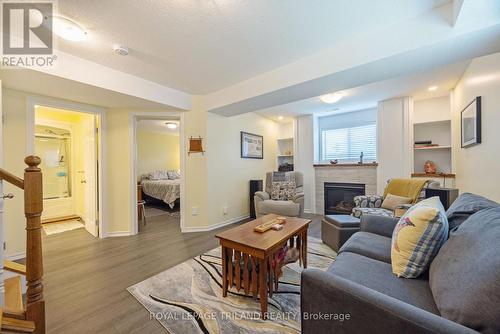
xmin=241 ymin=131 xmax=263 ymax=159
xmin=461 ymin=96 xmax=481 ymax=148
xmin=278 ymin=163 xmax=293 ymax=172
xmin=358 ymin=151 xmax=364 ymax=164
xmin=284 ymin=150 xmax=292 ymax=156
xmin=188 ymin=136 xmax=205 ymax=155
xmin=424 ymin=160 xmax=437 ymax=174
xmin=330 ymin=159 xmax=338 ymax=165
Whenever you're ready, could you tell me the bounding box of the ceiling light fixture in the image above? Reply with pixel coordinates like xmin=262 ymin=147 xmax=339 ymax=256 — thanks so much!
xmin=278 ymin=116 xmax=284 ymax=120
xmin=320 ymin=92 xmax=344 ymax=104
xmin=52 ymin=16 xmax=88 ymax=41
xmin=428 ymin=86 xmax=438 ymax=91
xmin=165 ymin=122 xmax=178 ymax=129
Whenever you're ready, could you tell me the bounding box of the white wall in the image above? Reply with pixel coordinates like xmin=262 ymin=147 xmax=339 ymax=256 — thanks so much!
xmin=206 ymin=112 xmax=278 ymax=227
xmin=413 ymin=95 xmax=451 ymax=123
xmin=452 ymin=52 xmax=500 ymax=202
xmin=294 ymin=115 xmax=314 ymax=213
xmin=377 ymin=97 xmax=414 ymax=194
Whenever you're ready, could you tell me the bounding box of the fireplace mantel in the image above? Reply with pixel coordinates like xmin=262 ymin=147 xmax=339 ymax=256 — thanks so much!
xmin=315 ymin=165 xmax=377 ymax=214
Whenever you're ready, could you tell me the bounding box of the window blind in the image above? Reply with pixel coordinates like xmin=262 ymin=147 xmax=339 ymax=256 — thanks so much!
xmin=321 ymin=123 xmax=377 ymax=161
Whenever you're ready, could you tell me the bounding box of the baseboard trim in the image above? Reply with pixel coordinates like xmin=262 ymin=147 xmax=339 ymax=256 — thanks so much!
xmin=304 ymin=209 xmax=312 ymax=214
xmin=181 ymin=215 xmax=250 ymax=233
xmin=102 ymin=231 xmax=132 ymax=238
xmin=5 ymin=252 xmax=26 ymax=261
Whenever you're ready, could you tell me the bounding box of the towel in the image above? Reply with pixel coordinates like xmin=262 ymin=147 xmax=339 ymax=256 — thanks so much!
xmin=383 ymin=178 xmax=428 ymax=203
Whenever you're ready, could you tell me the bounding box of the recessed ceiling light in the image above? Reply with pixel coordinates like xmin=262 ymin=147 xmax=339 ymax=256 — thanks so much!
xmin=428 ymin=86 xmax=438 ymax=91
xmin=165 ymin=122 xmax=178 ymax=129
xmin=278 ymin=116 xmax=284 ymax=120
xmin=320 ymin=92 xmax=344 ymax=104
xmin=52 ymin=16 xmax=87 ymax=41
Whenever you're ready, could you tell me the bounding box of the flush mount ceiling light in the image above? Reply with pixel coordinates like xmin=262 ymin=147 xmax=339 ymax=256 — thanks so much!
xmin=52 ymin=16 xmax=87 ymax=41
xmin=278 ymin=116 xmax=284 ymax=120
xmin=320 ymin=92 xmax=344 ymax=104
xmin=428 ymin=86 xmax=438 ymax=91
xmin=165 ymin=122 xmax=178 ymax=129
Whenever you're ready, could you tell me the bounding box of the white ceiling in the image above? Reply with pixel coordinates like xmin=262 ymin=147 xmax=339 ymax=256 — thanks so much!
xmin=137 ymin=119 xmax=180 ymax=136
xmin=55 ymin=0 xmax=449 ymax=94
xmin=256 ymin=60 xmax=470 ymax=122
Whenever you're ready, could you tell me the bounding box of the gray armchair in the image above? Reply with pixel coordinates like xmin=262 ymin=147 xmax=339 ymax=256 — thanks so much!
xmin=254 ymin=171 xmax=304 ymax=217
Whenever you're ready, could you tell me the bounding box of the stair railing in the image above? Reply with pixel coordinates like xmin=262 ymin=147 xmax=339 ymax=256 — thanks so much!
xmin=0 ymin=156 xmax=45 ymax=334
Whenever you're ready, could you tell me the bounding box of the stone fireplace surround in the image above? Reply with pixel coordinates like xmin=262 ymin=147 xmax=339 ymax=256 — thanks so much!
xmin=314 ymin=163 xmax=378 ymax=215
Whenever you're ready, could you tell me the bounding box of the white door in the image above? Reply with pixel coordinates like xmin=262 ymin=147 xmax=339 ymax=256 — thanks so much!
xmin=81 ymin=115 xmax=98 ymax=237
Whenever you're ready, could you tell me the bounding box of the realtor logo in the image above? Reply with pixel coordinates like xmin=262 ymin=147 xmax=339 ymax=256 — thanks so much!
xmin=2 ymin=2 xmax=53 ymax=54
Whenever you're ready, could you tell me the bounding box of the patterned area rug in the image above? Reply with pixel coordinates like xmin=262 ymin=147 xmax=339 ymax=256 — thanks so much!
xmin=42 ymin=220 xmax=84 ymax=236
xmin=128 ymin=237 xmax=336 ymax=333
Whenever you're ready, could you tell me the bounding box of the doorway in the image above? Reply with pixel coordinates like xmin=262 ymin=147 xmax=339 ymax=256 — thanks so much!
xmin=131 ymin=113 xmax=185 ymax=234
xmin=31 ymin=105 xmax=101 ymax=237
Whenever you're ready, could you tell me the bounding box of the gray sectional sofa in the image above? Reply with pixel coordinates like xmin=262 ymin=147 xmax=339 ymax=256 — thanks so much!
xmin=301 ymin=193 xmax=500 ymax=334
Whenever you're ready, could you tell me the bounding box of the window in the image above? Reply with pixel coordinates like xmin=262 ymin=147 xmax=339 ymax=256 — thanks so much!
xmin=321 ymin=123 xmax=377 ymax=162
xmin=317 ymin=109 xmax=377 ymax=162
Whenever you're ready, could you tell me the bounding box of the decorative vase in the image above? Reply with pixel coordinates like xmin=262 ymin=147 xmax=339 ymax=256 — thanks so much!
xmin=424 ymin=160 xmax=437 ymax=174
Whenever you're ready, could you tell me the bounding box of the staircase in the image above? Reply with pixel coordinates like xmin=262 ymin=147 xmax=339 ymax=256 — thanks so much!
xmin=0 ymin=156 xmax=45 ymax=333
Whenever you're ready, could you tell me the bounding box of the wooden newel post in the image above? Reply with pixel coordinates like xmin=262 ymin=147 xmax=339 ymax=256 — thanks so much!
xmin=24 ymin=156 xmax=45 ymax=334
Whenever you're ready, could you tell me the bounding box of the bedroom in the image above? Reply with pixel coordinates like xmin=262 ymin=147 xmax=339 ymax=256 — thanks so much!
xmin=136 ymin=118 xmax=181 ymax=231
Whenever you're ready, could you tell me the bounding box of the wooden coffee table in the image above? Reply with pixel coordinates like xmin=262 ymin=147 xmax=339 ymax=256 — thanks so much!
xmin=215 ymin=214 xmax=311 ymax=318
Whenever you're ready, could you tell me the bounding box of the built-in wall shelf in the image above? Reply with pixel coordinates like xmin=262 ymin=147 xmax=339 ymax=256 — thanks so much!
xmin=414 ymin=146 xmax=451 ymax=150
xmin=412 ymin=96 xmax=453 ymax=187
xmin=411 ymin=173 xmax=455 ymax=178
xmin=277 ymin=137 xmax=294 ymax=170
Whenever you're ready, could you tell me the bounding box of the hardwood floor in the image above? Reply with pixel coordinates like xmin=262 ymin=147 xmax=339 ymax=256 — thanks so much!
xmin=42 ymin=213 xmax=323 ymax=333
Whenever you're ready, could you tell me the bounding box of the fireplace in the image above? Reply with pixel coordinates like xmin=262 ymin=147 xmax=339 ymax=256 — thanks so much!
xmin=324 ymin=182 xmax=365 ymax=215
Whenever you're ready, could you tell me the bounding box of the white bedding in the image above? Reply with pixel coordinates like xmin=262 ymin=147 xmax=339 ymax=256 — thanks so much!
xmin=141 ymin=179 xmax=180 ymax=208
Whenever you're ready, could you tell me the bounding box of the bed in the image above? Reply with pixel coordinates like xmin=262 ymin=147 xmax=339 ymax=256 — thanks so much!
xmin=140 ymin=178 xmax=180 ymax=209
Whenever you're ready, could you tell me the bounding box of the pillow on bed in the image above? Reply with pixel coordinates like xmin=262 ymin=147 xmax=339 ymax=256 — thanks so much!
xmin=150 ymin=170 xmax=170 ymax=180
xmin=167 ymin=170 xmax=180 ymax=180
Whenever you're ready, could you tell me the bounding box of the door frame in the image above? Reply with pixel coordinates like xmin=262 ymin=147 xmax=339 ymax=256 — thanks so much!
xmin=26 ymin=95 xmax=106 ymax=238
xmin=130 ymin=111 xmax=186 ymax=234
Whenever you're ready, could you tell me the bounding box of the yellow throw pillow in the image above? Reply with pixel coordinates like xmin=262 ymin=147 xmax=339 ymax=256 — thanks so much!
xmin=391 ymin=197 xmax=448 ymax=278
xmin=381 ymin=193 xmax=413 ymax=211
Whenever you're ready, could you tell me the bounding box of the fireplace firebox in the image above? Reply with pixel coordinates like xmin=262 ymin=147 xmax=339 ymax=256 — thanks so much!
xmin=324 ymin=182 xmax=365 ymax=215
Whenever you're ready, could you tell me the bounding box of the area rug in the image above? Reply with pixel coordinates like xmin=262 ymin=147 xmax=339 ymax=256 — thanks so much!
xmin=128 ymin=237 xmax=336 ymax=334
xmin=145 ymin=206 xmax=181 ymax=219
xmin=42 ymin=220 xmax=84 ymax=236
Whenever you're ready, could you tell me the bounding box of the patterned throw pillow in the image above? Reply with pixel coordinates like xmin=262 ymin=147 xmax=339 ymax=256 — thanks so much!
xmin=391 ymin=197 xmax=448 ymax=278
xmin=270 ymin=181 xmax=296 ymax=201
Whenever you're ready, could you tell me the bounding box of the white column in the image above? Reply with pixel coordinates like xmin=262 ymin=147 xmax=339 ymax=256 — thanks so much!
xmin=294 ymin=115 xmax=314 ymax=213
xmin=377 ymin=97 xmax=414 ymax=194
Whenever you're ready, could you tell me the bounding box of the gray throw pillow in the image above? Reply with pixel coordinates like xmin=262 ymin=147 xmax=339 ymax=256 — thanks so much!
xmin=446 ymin=193 xmax=499 ymax=231
xmin=429 ymin=207 xmax=500 ymax=334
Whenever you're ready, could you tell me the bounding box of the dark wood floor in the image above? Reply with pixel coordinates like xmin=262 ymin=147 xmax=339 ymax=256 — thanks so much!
xmin=42 ymin=213 xmax=322 ymax=333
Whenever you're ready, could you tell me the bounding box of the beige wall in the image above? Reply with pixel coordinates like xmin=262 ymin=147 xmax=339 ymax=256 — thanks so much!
xmin=206 ymin=112 xmax=278 ymax=226
xmin=2 ymin=89 xmax=29 ymax=258
xmin=136 ymin=129 xmax=179 ymax=179
xmin=452 ymin=52 xmax=500 ymax=202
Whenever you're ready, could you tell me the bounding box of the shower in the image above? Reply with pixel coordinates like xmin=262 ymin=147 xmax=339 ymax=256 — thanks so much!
xmin=35 ymin=125 xmax=72 ymax=200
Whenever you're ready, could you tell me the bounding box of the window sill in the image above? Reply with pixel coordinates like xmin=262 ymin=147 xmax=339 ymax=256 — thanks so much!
xmin=313 ymin=162 xmax=378 ymax=167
